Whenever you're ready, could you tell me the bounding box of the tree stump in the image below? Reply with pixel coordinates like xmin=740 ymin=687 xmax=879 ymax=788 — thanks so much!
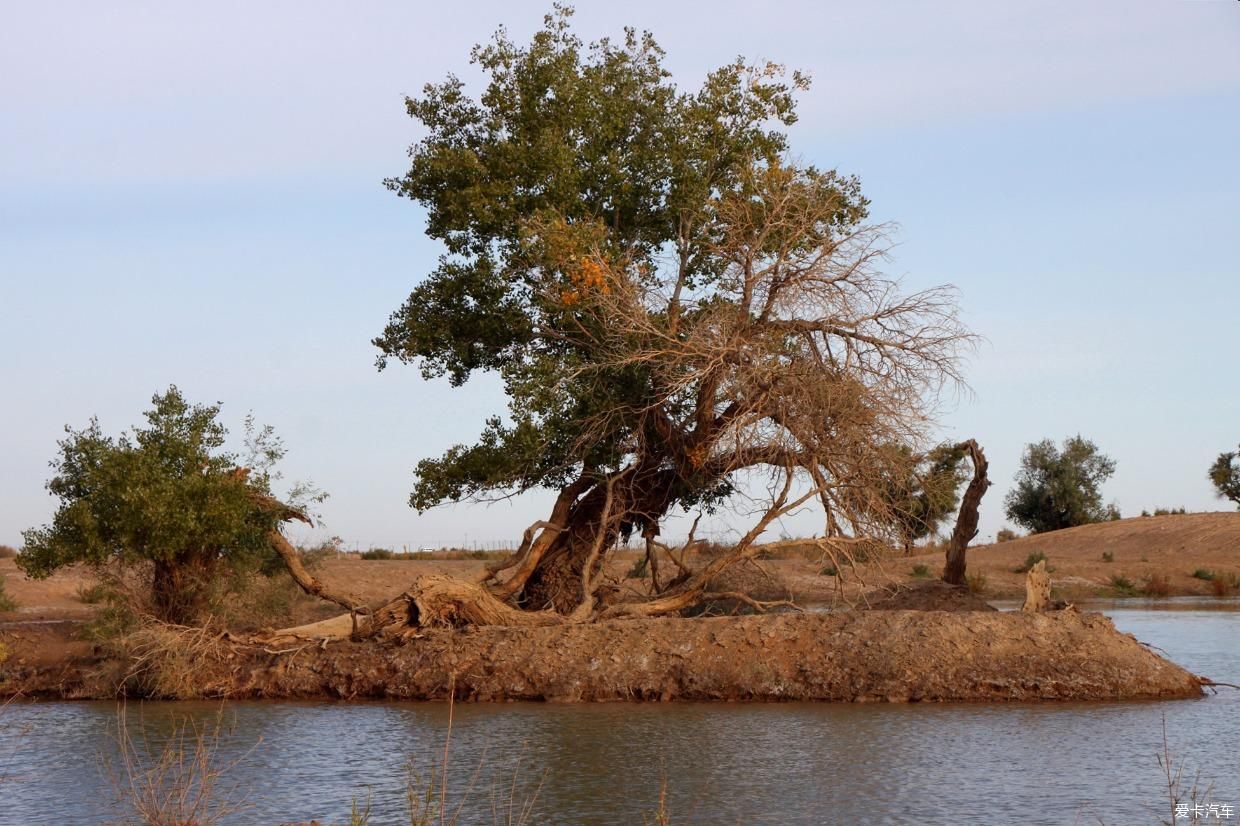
xmin=1022 ymin=559 xmax=1052 ymax=613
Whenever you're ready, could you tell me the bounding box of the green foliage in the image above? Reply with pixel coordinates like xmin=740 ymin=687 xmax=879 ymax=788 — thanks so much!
xmin=626 ymin=555 xmax=650 ymax=579
xmin=1208 ymin=447 xmax=1240 ymax=507
xmin=909 ymin=563 xmax=930 ymax=579
xmin=76 ymin=581 xmax=110 ymax=604
xmin=1109 ymin=574 xmax=1137 ymax=595
xmin=18 ymin=386 xmax=324 ymax=624
xmin=1013 ymin=551 xmax=1049 ymax=573
xmin=884 ymin=443 xmax=971 ymax=550
xmin=1191 ymin=568 xmax=1215 ymax=581
xmin=1003 ymin=436 xmax=1118 ymax=534
xmin=375 ymin=7 xmax=866 ymax=514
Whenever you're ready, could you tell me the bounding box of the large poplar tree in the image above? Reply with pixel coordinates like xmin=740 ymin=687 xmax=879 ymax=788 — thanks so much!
xmin=376 ymin=8 xmax=975 ymax=617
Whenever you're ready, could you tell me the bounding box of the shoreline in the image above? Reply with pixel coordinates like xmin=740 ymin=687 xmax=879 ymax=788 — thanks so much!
xmin=0 ymin=609 xmax=1205 ymax=704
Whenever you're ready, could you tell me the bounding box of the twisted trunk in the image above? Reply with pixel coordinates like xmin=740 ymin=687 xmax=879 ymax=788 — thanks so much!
xmin=518 ymin=466 xmax=679 ymax=613
xmin=942 ymin=440 xmax=990 ymax=586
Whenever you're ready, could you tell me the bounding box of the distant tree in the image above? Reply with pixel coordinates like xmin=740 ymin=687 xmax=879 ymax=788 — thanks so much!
xmin=1209 ymin=447 xmax=1240 ymax=508
xmin=19 ymin=387 xmax=324 ymax=625
xmin=996 ymin=527 xmax=1018 ymax=543
xmin=885 ymin=443 xmax=971 ymax=553
xmin=1004 ymin=436 xmax=1117 ymax=534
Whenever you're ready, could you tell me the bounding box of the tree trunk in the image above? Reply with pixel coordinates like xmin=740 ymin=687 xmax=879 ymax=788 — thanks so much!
xmin=1022 ymin=559 xmax=1052 ymax=612
xmin=151 ymin=553 xmax=215 ymax=625
xmin=518 ymin=467 xmax=677 ymax=613
xmin=942 ymin=440 xmax=990 ymax=586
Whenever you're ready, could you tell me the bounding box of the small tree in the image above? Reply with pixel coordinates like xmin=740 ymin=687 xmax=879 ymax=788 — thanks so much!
xmin=1004 ymin=436 xmax=1116 ymax=534
xmin=884 ymin=443 xmax=971 ymax=553
xmin=1209 ymin=446 xmax=1240 ymax=508
xmin=19 ymin=387 xmax=323 ymax=625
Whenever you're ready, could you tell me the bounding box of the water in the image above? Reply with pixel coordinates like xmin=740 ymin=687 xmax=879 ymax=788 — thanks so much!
xmin=1 ymin=607 xmax=1237 ymax=825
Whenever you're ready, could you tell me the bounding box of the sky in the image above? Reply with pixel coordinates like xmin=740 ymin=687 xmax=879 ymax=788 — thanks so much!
xmin=2 ymin=1 xmax=1238 ymax=551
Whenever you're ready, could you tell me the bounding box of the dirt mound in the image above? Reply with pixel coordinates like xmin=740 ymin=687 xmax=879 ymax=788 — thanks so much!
xmin=5 ymin=610 xmax=1201 ymax=703
xmin=900 ymin=511 xmax=1240 ymax=600
xmin=862 ymin=580 xmax=997 ymax=612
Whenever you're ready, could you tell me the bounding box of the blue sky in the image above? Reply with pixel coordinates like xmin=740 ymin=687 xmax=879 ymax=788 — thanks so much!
xmin=2 ymin=1 xmax=1238 ymax=550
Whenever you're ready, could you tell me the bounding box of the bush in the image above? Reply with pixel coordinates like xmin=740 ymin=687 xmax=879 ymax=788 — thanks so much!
xmin=1109 ymin=574 xmax=1137 ymax=595
xmin=1191 ymin=568 xmax=1215 ymax=581
xmin=360 ymin=548 xmax=397 ymax=560
xmin=819 ymin=563 xmax=839 ymax=577
xmin=76 ymin=581 xmax=111 ymax=604
xmin=910 ymin=564 xmax=930 ymax=579
xmin=0 ymin=575 xmax=16 ymax=612
xmin=1101 ymin=551 xmax=1114 ymax=563
xmin=965 ymin=571 xmax=987 ymax=594
xmin=0 ymin=545 xmax=17 ymax=559
xmin=996 ymin=528 xmax=1018 ymax=543
xmin=1013 ymin=551 xmax=1048 ymax=573
xmin=626 ymin=556 xmax=649 ymax=579
xmin=1205 ymin=573 xmax=1240 ymax=596
xmin=1142 ymin=573 xmax=1172 ymax=597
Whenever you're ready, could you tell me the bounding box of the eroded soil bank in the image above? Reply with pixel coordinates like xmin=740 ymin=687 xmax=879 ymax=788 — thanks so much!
xmin=2 ymin=609 xmax=1204 ymax=702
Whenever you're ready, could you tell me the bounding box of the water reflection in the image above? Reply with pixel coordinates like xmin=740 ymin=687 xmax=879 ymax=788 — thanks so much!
xmin=1 ymin=609 xmax=1236 ymax=825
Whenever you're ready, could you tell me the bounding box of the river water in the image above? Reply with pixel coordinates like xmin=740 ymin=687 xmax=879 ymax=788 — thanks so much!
xmin=1 ymin=604 xmax=1237 ymax=825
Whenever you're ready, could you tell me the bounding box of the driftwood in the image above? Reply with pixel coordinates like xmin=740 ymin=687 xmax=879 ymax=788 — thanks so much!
xmin=942 ymin=440 xmax=990 ymax=586
xmin=369 ymin=575 xmax=564 ymax=640
xmin=1022 ymin=560 xmax=1052 ymax=613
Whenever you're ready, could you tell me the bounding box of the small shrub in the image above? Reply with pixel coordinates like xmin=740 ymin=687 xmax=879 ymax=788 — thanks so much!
xmin=360 ymin=548 xmax=396 ymax=560
xmin=1210 ymin=577 xmax=1230 ymax=597
xmin=965 ymin=571 xmax=987 ymax=594
xmin=626 ymin=556 xmax=650 ymax=580
xmin=1191 ymin=568 xmax=1215 ymax=581
xmin=1109 ymin=574 xmax=1137 ymax=595
xmin=1101 ymin=551 xmax=1114 ymax=563
xmin=0 ymin=575 xmax=16 ymax=613
xmin=910 ymin=564 xmax=930 ymax=579
xmin=1142 ymin=573 xmax=1172 ymax=597
xmin=0 ymin=545 xmax=17 ymax=559
xmin=819 ymin=563 xmax=839 ymax=577
xmin=76 ymin=581 xmax=111 ymax=604
xmin=996 ymin=528 xmax=1018 ymax=543
xmin=1014 ymin=551 xmax=1047 ymax=573
xmin=1152 ymin=507 xmax=1187 ymax=516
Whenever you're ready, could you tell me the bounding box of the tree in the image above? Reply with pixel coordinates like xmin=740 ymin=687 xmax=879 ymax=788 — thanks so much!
xmin=19 ymin=387 xmax=323 ymax=624
xmin=374 ymin=9 xmax=977 ymax=622
xmin=883 ymin=443 xmax=972 ymax=553
xmin=1209 ymin=446 xmax=1240 ymax=507
xmin=1003 ymin=436 xmax=1117 ymax=534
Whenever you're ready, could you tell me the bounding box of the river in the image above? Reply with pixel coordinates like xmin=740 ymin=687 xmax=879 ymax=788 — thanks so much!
xmin=1 ymin=604 xmax=1237 ymax=825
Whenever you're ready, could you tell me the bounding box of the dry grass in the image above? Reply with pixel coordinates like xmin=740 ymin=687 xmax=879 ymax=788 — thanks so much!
xmin=0 ymin=545 xmax=17 ymax=559
xmin=107 ymin=705 xmax=254 ymax=826
xmin=1142 ymin=573 xmax=1172 ymax=597
xmin=0 ymin=574 xmax=16 ymax=613
xmin=114 ymin=619 xmax=235 ymax=699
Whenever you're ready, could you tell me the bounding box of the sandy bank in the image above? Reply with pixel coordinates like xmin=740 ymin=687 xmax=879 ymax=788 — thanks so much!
xmin=3 ymin=608 xmax=1203 ymax=703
